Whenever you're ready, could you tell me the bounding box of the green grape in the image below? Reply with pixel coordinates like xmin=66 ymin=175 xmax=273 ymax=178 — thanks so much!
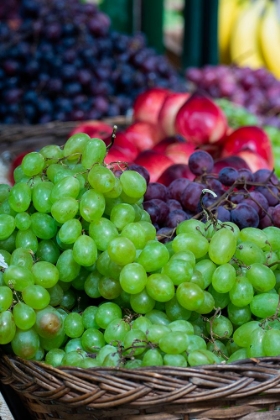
xmin=0 ymin=184 xmax=10 ymax=203
xmin=212 ymin=263 xmax=236 ymax=293
xmin=98 ymin=276 xmax=121 ymax=300
xmin=72 ymin=235 xmax=97 ymax=267
xmin=58 ymin=219 xmax=82 ymax=245
xmin=12 ymin=165 xmax=26 ymax=183
xmin=246 ymin=263 xmax=276 ymax=292
xmin=229 ymin=276 xmax=254 ymax=307
xmin=81 ymin=137 xmax=107 ymax=169
xmin=21 ymin=152 xmax=45 ymax=177
xmin=235 ymin=241 xmax=265 ymax=266
xmin=172 ymin=232 xmax=209 ymax=259
xmin=146 ymin=273 xmax=175 ymax=303
xmin=104 ymin=318 xmax=130 ymax=345
xmin=31 ymin=261 xmax=59 ymax=288
xmin=0 ymin=198 xmax=16 ymax=217
xmin=264 ymin=250 xmax=279 ymax=271
xmin=186 ymin=335 xmax=207 ymax=353
xmin=10 ymin=247 xmax=34 ymax=269
xmin=88 ymin=165 xmax=116 ymax=193
xmin=64 ymin=338 xmax=84 ymax=353
xmin=119 ymin=263 xmax=147 ymax=294
xmin=11 ymin=328 xmax=40 ymax=359
xmin=35 ymin=306 xmax=64 ymax=339
xmin=45 ymin=348 xmax=65 ymax=367
xmin=32 ymin=346 xmax=45 ymax=361
xmin=196 ymin=291 xmax=215 ymax=314
xmin=170 ymin=250 xmax=196 ymax=267
xmin=130 ymin=289 xmax=155 ymax=314
xmin=30 ymin=212 xmax=58 ymax=240
xmin=64 ymin=313 xmax=84 ymax=338
xmin=169 ymin=319 xmax=194 ymax=335
xmin=263 ymin=329 xmax=280 ymax=356
xmin=61 ymin=351 xmax=84 ymax=367
xmin=96 ymin=344 xmax=118 ymax=364
xmin=137 ymin=221 xmax=156 ymax=243
xmin=206 ymin=315 xmax=233 ymax=339
xmin=84 ymin=271 xmax=102 ymax=298
xmin=188 ymin=349 xmax=220 ymax=366
xmin=238 ymin=227 xmax=268 ymax=249
xmin=119 ymin=170 xmax=147 ymax=199
xmin=50 ymin=175 xmax=80 ymax=203
xmin=107 ymin=237 xmax=136 ymax=266
xmin=250 ymin=293 xmax=279 ymax=318
xmin=176 ymin=219 xmax=206 ymax=236
xmin=32 ymin=181 xmax=54 ymax=213
xmin=0 ymin=215 xmax=15 ymax=241
xmin=137 ymin=240 xmax=169 ymax=272
xmin=125 ymin=359 xmax=143 ymax=369
xmin=71 ymin=268 xmax=88 ymax=290
xmin=63 ymin=133 xmax=89 ymax=160
xmin=81 ymin=328 xmax=105 ymax=353
xmin=51 ymin=197 xmax=79 ymax=224
xmin=246 ymin=327 xmax=266 ymax=358
xmin=191 ymin=270 xmax=205 ymax=290
xmin=56 ymin=249 xmax=81 ymax=283
xmin=164 ymin=354 xmax=187 ymax=367
xmin=207 ymin=340 xmax=228 ymax=358
xmin=227 ymin=348 xmax=248 ymax=363
xmin=80 ymin=357 xmax=101 ymax=368
xmin=40 ymin=144 xmax=64 ymax=163
xmin=165 ymin=296 xmax=191 ymax=321
xmin=0 ymin=310 xmax=16 ymax=344
xmin=232 ymin=320 xmax=260 ymax=347
xmin=39 ymin=327 xmax=66 ymax=351
xmin=145 ymin=309 xmax=170 ymax=325
xmin=110 ymin=203 xmax=135 ymax=231
xmin=104 ymin=197 xmax=122 ymax=216
xmin=142 ymin=348 xmax=163 ymax=367
xmin=0 ymin=250 xmax=11 ymax=267
xmin=176 ymin=282 xmax=204 ymax=311
xmin=102 ymin=351 xmax=123 ymax=367
xmin=227 ymin=302 xmax=251 ymax=326
xmin=89 ymin=217 xmax=119 ymax=251
xmin=123 ymin=329 xmax=147 ymax=356
xmin=16 ymin=228 xmax=38 ymax=253
xmin=60 ymin=288 xmax=76 ymax=310
xmin=0 ymin=286 xmax=13 ymax=312
xmin=0 ymin=231 xmax=17 ymax=253
xmin=208 ymin=284 xmax=230 ymax=309
xmin=131 ymin=316 xmax=151 ymax=333
xmin=195 ymin=259 xmax=216 ymax=289
xmin=13 ymin=301 xmax=36 ymax=330
xmin=159 ymin=331 xmax=188 ymax=354
xmin=226 ymin=338 xmax=240 ymax=356
xmin=3 ymin=265 xmax=35 ymax=291
xmin=263 ymin=226 xmax=280 ymax=251
xmin=208 ymin=228 xmax=236 ymax=265
xmin=145 ymin=324 xmax=170 ymax=344
xmin=46 ymin=283 xmax=64 ymax=307
xmin=120 ymin=222 xmax=147 ymax=249
xmin=9 ymin=182 xmax=31 ymax=213
xmin=36 ymin=239 xmax=60 ymax=264
xmin=14 ymin=212 xmax=31 ymax=230
xmin=82 ymin=306 xmax=99 ymax=329
xmin=95 ymin=302 xmax=122 ymax=329
xmin=22 ymin=284 xmax=50 ymax=310
xmin=103 ymin=177 xmax=122 ymax=199
xmin=161 ymin=258 xmax=193 ymax=286
xmin=79 ymin=189 xmax=105 ymax=223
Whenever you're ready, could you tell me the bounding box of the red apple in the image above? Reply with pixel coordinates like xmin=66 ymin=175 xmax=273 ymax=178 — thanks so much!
xmin=235 ymin=150 xmax=271 ymax=172
xmin=152 ymin=135 xmax=186 ymax=153
xmin=69 ymin=121 xmax=113 ymax=139
xmin=108 ymin=132 xmax=138 ymax=161
xmin=104 ymin=146 xmax=130 ymax=171
xmin=157 ymin=163 xmax=195 ymax=186
xmin=165 ymin=142 xmax=196 ymax=164
xmin=174 ymin=93 xmax=228 ymax=145
xmin=133 ymin=87 xmax=170 ymax=125
xmin=134 ymin=150 xmax=174 ymax=183
xmin=158 ymin=92 xmax=190 ymax=137
xmin=213 ymin=155 xmax=250 ymax=173
xmin=124 ymin=121 xmax=160 ymax=151
xmin=221 ymin=126 xmax=274 ymax=169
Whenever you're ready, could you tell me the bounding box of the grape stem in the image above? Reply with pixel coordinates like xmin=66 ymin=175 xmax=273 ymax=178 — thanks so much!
xmin=106 ymin=125 xmax=118 ymax=150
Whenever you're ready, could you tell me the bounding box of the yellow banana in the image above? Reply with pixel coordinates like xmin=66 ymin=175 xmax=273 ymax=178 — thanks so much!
xmin=259 ymin=1 xmax=280 ymax=79
xmin=230 ymin=0 xmax=266 ymax=68
xmin=218 ymin=0 xmax=249 ymax=64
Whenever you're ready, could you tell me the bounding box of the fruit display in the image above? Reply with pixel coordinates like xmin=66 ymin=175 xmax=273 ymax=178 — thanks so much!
xmin=1 ymin=133 xmax=280 ymax=369
xmin=218 ymin=0 xmax=280 ymax=79
xmin=0 ymin=0 xmax=186 ymax=125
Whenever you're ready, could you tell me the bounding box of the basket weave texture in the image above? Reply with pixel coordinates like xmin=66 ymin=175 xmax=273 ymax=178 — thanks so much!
xmin=1 ymin=355 xmax=280 ymax=420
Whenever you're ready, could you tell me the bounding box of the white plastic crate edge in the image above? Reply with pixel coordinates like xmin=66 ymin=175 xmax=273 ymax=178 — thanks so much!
xmin=0 ymin=393 xmax=14 ymax=420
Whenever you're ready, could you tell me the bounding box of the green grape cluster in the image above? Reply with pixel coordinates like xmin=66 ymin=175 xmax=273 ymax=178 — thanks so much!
xmin=1 ymin=133 xmax=280 ymax=369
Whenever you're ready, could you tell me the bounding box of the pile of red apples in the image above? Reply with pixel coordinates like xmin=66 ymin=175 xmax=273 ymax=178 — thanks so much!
xmin=70 ymin=87 xmax=274 ymax=186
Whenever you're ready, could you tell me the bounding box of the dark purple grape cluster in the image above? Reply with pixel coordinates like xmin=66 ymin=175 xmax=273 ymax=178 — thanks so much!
xmin=140 ymin=150 xmax=280 ymax=239
xmin=185 ymin=65 xmax=280 ymax=129
xmin=0 ymin=0 xmax=186 ymax=125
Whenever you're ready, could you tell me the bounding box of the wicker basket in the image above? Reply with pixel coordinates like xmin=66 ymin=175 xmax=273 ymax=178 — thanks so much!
xmin=1 ymin=354 xmax=280 ymax=420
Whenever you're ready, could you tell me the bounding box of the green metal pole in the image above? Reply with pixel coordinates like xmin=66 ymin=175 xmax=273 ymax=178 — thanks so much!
xmin=201 ymin=0 xmax=219 ymax=66
xmin=141 ymin=0 xmax=164 ymax=54
xmin=100 ymin=0 xmax=134 ymax=34
xmin=181 ymin=0 xmax=203 ymax=69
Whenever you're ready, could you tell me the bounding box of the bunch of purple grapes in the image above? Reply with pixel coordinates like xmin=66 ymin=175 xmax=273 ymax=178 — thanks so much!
xmin=0 ymin=0 xmax=186 ymax=125
xmin=135 ymin=150 xmax=280 ymax=240
xmin=185 ymin=65 xmax=280 ymax=129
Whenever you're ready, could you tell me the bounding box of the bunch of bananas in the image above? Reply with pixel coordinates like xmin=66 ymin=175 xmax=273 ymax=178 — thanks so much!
xmin=218 ymin=0 xmax=280 ymax=79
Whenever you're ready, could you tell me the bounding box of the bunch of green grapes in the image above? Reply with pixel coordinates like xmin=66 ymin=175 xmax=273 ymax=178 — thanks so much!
xmin=1 ymin=133 xmax=280 ymax=368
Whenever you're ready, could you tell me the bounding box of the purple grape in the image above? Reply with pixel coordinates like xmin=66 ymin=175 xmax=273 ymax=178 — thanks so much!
xmin=272 ymin=204 xmax=280 ymax=228
xmin=253 ymin=169 xmax=279 ymax=185
xmin=188 ymin=150 xmax=214 ymax=175
xmin=127 ymin=164 xmax=150 ymax=185
xmin=218 ymin=167 xmax=239 ymax=186
xmin=167 ymin=178 xmax=190 ymax=201
xmin=144 ymin=182 xmax=168 ymax=201
xmin=149 ymin=199 xmax=169 ymax=225
xmin=231 ymin=203 xmax=259 ymax=229
xmin=248 ymin=191 xmax=269 ymax=217
xmin=236 ymin=168 xmax=253 ymax=187
xmin=205 ymin=178 xmax=224 ymax=196
xmin=142 ymin=201 xmax=161 ymax=225
xmin=255 ymin=186 xmax=280 ymax=206
xmin=156 ymin=227 xmax=175 ymax=244
xmin=216 ymin=206 xmax=231 ymax=222
xmin=259 ymin=207 xmax=274 ymax=229
xmin=180 ymin=182 xmax=206 ymax=212
xmin=166 ymin=199 xmax=183 ymax=212
xmin=165 ymin=209 xmax=191 ymax=228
